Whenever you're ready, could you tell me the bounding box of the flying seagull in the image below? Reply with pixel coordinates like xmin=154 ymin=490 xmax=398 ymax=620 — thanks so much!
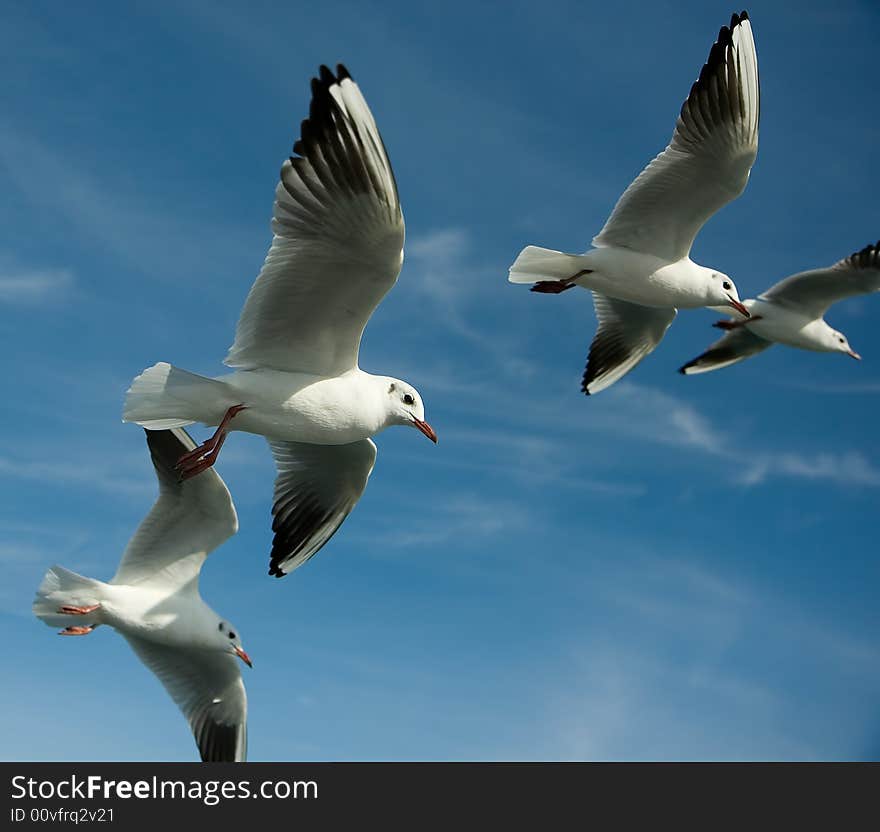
xmin=33 ymin=428 xmax=249 ymax=763
xmin=509 ymin=11 xmax=759 ymax=394
xmin=123 ymin=64 xmax=436 ymax=578
xmin=680 ymin=241 xmax=880 ymax=374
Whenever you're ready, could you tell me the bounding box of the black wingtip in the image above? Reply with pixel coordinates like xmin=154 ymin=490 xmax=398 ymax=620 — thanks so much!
xmin=730 ymin=10 xmax=748 ymax=29
xmin=268 ymin=562 xmax=287 ymax=579
xmin=849 ymin=240 xmax=880 ymax=269
xmin=336 ymin=63 xmax=351 ymax=81
xmin=318 ymin=64 xmax=335 ymax=85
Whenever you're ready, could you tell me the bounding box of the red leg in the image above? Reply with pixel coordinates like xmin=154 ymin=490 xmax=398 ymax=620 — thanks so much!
xmin=58 ymin=604 xmax=100 ymax=615
xmin=531 ymin=281 xmax=575 ymax=294
xmin=530 ymin=269 xmax=593 ymax=294
xmin=58 ymin=625 xmax=94 ymax=636
xmin=714 ymin=315 xmax=762 ymax=331
xmin=177 ymin=431 xmax=230 ymax=481
xmin=175 ymin=404 xmax=246 ymax=480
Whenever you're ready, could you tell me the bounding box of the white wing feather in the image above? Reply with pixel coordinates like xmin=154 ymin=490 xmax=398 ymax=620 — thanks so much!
xmin=592 ymin=13 xmax=759 ymax=261
xmin=267 ymin=438 xmax=377 ymax=577
xmin=581 ymin=294 xmax=677 ymax=394
xmin=110 ymin=429 xmax=237 ymax=589
xmin=759 ymin=241 xmax=880 ymax=318
xmin=225 ymin=65 xmax=404 ymax=376
xmin=124 ymin=636 xmax=247 ymax=762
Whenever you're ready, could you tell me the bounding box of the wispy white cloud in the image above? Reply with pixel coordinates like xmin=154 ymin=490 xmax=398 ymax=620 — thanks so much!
xmin=420 ymin=426 xmax=645 ymax=495
xmin=0 ymin=127 xmax=253 ymax=283
xmin=738 ymin=450 xmax=880 ymax=487
xmin=541 ymin=554 xmax=880 ymax=760
xmin=784 ymin=379 xmax=880 ymax=395
xmin=596 ymin=382 xmax=880 ymax=489
xmin=353 ymin=492 xmax=536 ymax=552
xmin=0 ymin=453 xmax=153 ymax=499
xmin=405 ymin=228 xmax=539 ymax=378
xmin=600 ymin=382 xmax=724 ymax=453
xmin=408 ymin=228 xmax=473 ymax=305
xmin=0 ymin=268 xmax=73 ymax=303
xmin=387 ymin=351 xmax=880 ymax=493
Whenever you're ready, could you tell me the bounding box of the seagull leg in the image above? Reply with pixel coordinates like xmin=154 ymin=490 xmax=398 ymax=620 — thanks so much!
xmin=58 ymin=625 xmax=94 ymax=636
xmin=531 ymin=281 xmax=575 ymax=294
xmin=714 ymin=315 xmax=762 ymax=331
xmin=58 ymin=604 xmax=100 ymax=615
xmin=175 ymin=404 xmax=247 ymax=481
xmin=177 ymin=432 xmax=230 ymax=480
xmin=530 ymin=269 xmax=592 ymax=294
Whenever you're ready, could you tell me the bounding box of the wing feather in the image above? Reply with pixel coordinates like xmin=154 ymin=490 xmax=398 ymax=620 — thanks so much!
xmin=267 ymin=438 xmax=377 ymax=577
xmin=111 ymin=429 xmax=237 ymax=588
xmin=679 ymin=326 xmax=771 ymax=375
xmin=760 ymin=241 xmax=880 ymax=318
xmin=124 ymin=636 xmax=247 ymax=762
xmin=581 ymin=294 xmax=677 ymax=394
xmin=592 ymin=13 xmax=759 ymax=261
xmin=225 ymin=65 xmax=404 ymax=376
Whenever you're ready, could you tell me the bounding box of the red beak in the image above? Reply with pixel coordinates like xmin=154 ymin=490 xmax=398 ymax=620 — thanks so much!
xmin=234 ymin=646 xmax=253 ymax=668
xmin=726 ymin=296 xmax=750 ymax=318
xmin=848 ymin=349 xmax=862 ymax=361
xmin=413 ymin=418 xmax=438 ymax=443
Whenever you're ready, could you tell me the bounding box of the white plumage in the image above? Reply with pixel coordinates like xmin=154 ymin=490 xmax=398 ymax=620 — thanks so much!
xmin=681 ymin=241 xmax=880 ymax=374
xmin=33 ymin=428 xmax=249 ymax=763
xmin=123 ymin=65 xmax=437 ymax=578
xmin=509 ymin=12 xmax=759 ymax=395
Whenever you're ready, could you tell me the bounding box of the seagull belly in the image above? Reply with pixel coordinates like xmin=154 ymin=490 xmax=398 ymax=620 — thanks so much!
xmin=222 ymin=369 xmax=383 ymax=444
xmin=582 ymin=248 xmax=697 ymax=307
xmin=97 ymin=584 xmax=178 ymax=637
xmin=746 ymin=302 xmax=825 ymax=350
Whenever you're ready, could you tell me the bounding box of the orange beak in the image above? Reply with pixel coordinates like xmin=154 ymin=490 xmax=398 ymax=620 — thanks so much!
xmin=413 ymin=418 xmax=438 ymax=443
xmin=234 ymin=646 xmax=253 ymax=668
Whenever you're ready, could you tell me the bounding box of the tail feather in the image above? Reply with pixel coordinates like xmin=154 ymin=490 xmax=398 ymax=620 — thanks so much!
xmin=33 ymin=566 xmax=103 ymax=629
xmin=508 ymin=245 xmax=587 ymax=285
xmin=123 ymin=362 xmax=233 ymax=429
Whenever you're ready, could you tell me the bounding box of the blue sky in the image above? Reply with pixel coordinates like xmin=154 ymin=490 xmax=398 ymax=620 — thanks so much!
xmin=2 ymin=0 xmax=879 ymax=761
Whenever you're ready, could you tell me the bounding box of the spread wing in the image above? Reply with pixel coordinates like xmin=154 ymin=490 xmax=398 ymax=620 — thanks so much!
xmin=581 ymin=294 xmax=677 ymax=394
xmin=267 ymin=438 xmax=377 ymax=577
xmin=124 ymin=636 xmax=247 ymax=762
xmin=759 ymin=241 xmax=880 ymax=318
xmin=111 ymin=429 xmax=238 ymax=589
xmin=225 ymin=64 xmax=405 ymax=377
xmin=592 ymin=12 xmax=759 ymax=261
xmin=679 ymin=326 xmax=771 ymax=375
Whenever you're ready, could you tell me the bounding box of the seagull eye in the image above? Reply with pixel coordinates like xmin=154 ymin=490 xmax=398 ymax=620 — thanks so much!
xmin=229 ymin=631 xmax=236 ymax=639
xmin=722 ymin=281 xmax=732 ymax=291
xmin=403 ymin=394 xmax=415 ymax=405
xmin=839 ymin=337 xmax=845 ymax=343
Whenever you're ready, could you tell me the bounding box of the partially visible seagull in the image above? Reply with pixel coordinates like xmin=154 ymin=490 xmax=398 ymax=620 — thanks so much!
xmin=33 ymin=428 xmax=250 ymax=763
xmin=509 ymin=11 xmax=759 ymax=395
xmin=123 ymin=64 xmax=437 ymax=578
xmin=680 ymin=241 xmax=880 ymax=375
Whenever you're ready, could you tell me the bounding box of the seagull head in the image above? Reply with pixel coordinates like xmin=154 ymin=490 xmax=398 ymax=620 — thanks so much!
xmin=826 ymin=327 xmax=860 ymax=360
xmin=385 ymin=379 xmax=437 ymax=443
xmin=706 ymin=271 xmax=750 ymax=318
xmin=217 ymin=619 xmax=252 ymax=668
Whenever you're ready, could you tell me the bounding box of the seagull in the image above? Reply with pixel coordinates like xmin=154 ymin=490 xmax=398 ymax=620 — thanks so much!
xmin=508 ymin=11 xmax=759 ymax=395
xmin=123 ymin=64 xmax=436 ymax=578
xmin=680 ymin=241 xmax=880 ymax=375
xmin=33 ymin=428 xmax=249 ymax=763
